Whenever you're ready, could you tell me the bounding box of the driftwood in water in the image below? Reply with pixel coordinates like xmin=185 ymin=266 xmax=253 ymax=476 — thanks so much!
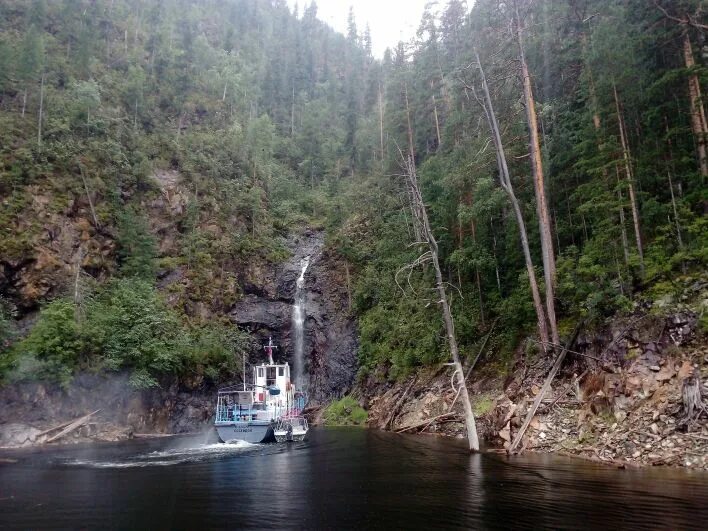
xmin=509 ymin=326 xmax=581 ymax=454
xmin=45 ymin=410 xmax=100 ymax=444
xmin=385 ymin=377 xmax=417 ymax=430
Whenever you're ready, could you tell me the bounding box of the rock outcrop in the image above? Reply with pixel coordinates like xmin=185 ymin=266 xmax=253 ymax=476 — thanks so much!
xmin=230 ymin=229 xmax=358 ymax=403
xmin=360 ymin=307 xmax=707 ymax=469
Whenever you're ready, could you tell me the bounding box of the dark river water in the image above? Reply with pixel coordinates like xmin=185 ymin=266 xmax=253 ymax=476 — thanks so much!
xmin=0 ymin=427 xmax=706 ymax=530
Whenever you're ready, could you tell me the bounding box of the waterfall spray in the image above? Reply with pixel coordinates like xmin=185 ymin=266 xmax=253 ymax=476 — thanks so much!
xmin=292 ymin=256 xmax=310 ymax=387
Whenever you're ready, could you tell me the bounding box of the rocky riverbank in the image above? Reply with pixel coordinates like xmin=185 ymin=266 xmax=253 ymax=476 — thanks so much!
xmin=360 ymin=306 xmax=708 ymax=470
xmin=0 ymin=372 xmax=216 ymax=448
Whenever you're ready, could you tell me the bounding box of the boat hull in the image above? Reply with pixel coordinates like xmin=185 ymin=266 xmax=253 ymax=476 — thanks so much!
xmin=215 ymin=422 xmax=274 ymax=444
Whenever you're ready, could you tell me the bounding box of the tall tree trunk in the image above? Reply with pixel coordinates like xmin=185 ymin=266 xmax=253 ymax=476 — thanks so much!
xmin=290 ymin=85 xmax=295 ymax=137
xmin=614 ymin=84 xmax=644 ymax=274
xmin=667 ymin=169 xmax=685 ymax=271
xmin=79 ymin=166 xmax=100 ymax=228
xmin=378 ymin=83 xmax=385 ymax=165
xmin=22 ymin=88 xmax=27 ymax=118
xmin=683 ymin=31 xmax=708 ymax=180
xmin=616 ymin=167 xmax=631 ymax=265
xmin=475 ymin=51 xmax=550 ymax=350
xmin=73 ymin=247 xmax=84 ymax=324
xmin=432 ymin=92 xmax=442 ymax=150
xmin=465 ymin=194 xmax=485 ymax=325
xmin=404 ymin=155 xmax=479 ymax=452
xmin=490 ymin=217 xmax=502 ymax=294
xmin=664 ymin=118 xmax=686 ymax=272
xmin=404 ymin=84 xmax=422 ymax=243
xmin=402 ymin=86 xmax=479 ymax=451
xmin=516 ymin=10 xmax=559 ymax=349
xmin=37 ymin=74 xmax=45 ymax=147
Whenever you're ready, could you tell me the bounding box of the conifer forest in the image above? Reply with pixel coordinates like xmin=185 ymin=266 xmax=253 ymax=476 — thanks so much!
xmin=0 ymin=0 xmax=706 ymax=471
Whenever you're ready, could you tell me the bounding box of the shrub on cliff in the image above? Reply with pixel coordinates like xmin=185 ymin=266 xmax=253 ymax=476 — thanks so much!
xmin=323 ymin=396 xmax=368 ymax=426
xmin=9 ymin=299 xmax=84 ymax=387
xmin=3 ymin=279 xmax=245 ymax=389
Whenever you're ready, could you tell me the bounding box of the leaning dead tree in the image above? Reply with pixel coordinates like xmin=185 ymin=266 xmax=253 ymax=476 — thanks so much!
xmin=396 ymin=132 xmax=480 ymax=450
xmin=515 ymin=4 xmax=560 ymax=348
xmin=469 ymin=51 xmax=551 ymax=352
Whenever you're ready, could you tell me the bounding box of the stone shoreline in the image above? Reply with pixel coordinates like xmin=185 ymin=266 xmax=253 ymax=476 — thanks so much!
xmin=360 ymin=309 xmax=707 ymax=470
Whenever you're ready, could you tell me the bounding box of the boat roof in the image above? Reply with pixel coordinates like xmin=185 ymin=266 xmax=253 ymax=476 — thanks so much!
xmin=217 ymin=385 xmax=252 ymax=395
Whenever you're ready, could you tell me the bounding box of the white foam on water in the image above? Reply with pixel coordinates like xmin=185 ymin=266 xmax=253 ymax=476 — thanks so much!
xmin=65 ymin=441 xmax=257 ymax=469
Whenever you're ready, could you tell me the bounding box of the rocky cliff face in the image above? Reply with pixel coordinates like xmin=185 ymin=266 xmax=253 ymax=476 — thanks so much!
xmin=230 ymin=229 xmax=358 ymax=403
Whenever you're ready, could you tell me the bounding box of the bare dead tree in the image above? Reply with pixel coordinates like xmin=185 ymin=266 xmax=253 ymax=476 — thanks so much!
xmin=37 ymin=73 xmax=45 ymax=147
xmin=470 ymin=51 xmax=551 ymax=352
xmin=79 ymin=165 xmax=100 ymax=228
xmin=398 ymin=151 xmax=480 ymax=452
xmin=613 ymin=84 xmax=645 ymax=274
xmin=515 ymin=4 xmax=560 ymax=349
xmin=394 ymin=85 xmax=480 ymax=451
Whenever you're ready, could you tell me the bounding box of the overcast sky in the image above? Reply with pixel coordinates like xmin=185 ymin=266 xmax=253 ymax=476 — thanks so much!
xmin=287 ymin=0 xmax=430 ymax=57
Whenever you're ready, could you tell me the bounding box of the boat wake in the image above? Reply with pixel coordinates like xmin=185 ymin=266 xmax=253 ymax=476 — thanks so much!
xmin=65 ymin=441 xmax=257 ymax=468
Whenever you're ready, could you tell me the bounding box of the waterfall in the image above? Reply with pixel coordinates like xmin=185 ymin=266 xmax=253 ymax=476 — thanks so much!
xmin=292 ymin=256 xmax=310 ymax=388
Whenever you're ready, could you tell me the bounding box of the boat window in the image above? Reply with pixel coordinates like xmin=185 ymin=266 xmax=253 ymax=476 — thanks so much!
xmin=258 ymin=368 xmax=264 ymax=378
xmin=266 ymin=366 xmax=276 ymax=386
xmin=278 ymin=367 xmax=284 ymax=376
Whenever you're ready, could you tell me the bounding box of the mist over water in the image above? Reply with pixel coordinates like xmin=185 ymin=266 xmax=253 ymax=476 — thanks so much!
xmin=65 ymin=440 xmax=256 ymax=468
xmin=292 ymin=256 xmax=310 ymax=389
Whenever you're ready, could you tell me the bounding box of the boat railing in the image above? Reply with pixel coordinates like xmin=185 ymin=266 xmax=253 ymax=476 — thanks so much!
xmin=215 ymin=405 xmax=258 ymax=423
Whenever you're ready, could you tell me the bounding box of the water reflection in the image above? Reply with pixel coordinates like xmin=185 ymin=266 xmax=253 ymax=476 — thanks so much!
xmin=0 ymin=429 xmax=706 ymax=530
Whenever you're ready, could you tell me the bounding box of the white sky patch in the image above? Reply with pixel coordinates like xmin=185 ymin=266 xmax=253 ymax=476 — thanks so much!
xmin=288 ymin=0 xmax=430 ymax=58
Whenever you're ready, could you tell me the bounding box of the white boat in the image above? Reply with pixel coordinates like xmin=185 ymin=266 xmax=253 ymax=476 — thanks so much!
xmin=274 ymin=416 xmax=309 ymax=443
xmin=214 ymin=338 xmax=308 ymax=444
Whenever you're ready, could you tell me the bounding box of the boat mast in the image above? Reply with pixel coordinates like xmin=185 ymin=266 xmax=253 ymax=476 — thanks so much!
xmin=243 ymin=351 xmax=246 ymax=391
xmin=264 ymin=336 xmax=277 ymax=364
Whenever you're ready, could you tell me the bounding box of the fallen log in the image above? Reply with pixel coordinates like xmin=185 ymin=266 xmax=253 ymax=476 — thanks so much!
xmin=45 ymin=410 xmax=100 ymax=444
xmin=395 ymin=412 xmax=459 ymax=433
xmin=385 ymin=376 xmax=417 ymax=430
xmin=508 ymin=325 xmax=581 ymax=454
xmin=35 ymin=419 xmax=76 ymax=439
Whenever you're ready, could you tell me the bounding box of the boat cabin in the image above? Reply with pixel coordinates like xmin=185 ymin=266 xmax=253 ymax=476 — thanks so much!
xmin=254 ymin=362 xmax=291 ymax=404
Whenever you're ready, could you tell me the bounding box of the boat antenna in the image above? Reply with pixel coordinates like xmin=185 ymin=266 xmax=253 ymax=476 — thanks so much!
xmin=264 ymin=336 xmax=277 ymax=365
xmin=243 ymin=351 xmax=246 ymax=391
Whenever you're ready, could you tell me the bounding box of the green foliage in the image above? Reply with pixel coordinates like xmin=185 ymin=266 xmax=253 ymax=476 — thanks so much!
xmin=323 ymin=396 xmax=368 ymax=426
xmin=10 ymin=300 xmax=83 ymax=386
xmin=88 ymin=278 xmax=182 ymax=373
xmin=116 ymin=207 xmax=157 ymax=279
xmin=5 ymin=279 xmax=244 ymax=387
xmin=0 ymin=0 xmax=707 ymax=391
xmin=0 ymin=297 xmax=15 ymax=351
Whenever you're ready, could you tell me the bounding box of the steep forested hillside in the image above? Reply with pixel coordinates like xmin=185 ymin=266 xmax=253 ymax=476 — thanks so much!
xmin=0 ymin=0 xmax=706 ymax=393
xmin=0 ymin=0 xmax=374 ymax=386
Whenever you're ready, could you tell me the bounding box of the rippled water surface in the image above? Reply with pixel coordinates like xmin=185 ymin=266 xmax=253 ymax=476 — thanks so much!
xmin=1 ymin=427 xmax=706 ymax=529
